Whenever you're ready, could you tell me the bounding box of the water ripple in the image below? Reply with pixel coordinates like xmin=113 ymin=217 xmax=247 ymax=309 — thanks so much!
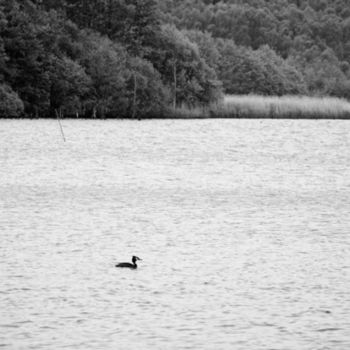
xmin=1 ymin=119 xmax=350 ymax=349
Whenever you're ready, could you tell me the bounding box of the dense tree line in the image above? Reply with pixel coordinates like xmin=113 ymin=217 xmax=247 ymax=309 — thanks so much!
xmin=0 ymin=0 xmax=220 ymax=117
xmin=160 ymin=0 xmax=350 ymax=99
xmin=0 ymin=0 xmax=349 ymax=118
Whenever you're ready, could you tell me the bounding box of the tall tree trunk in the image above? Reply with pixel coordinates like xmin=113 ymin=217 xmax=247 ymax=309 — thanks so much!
xmin=107 ymin=0 xmax=112 ymax=34
xmin=173 ymin=59 xmax=177 ymax=109
xmin=132 ymin=73 xmax=137 ymax=119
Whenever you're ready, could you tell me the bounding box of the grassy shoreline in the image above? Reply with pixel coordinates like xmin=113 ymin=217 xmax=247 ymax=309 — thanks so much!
xmin=169 ymin=95 xmax=350 ymax=120
xmin=1 ymin=95 xmax=350 ymax=120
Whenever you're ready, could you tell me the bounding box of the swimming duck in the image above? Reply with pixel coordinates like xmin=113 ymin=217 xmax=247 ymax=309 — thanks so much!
xmin=115 ymin=256 xmax=142 ymax=269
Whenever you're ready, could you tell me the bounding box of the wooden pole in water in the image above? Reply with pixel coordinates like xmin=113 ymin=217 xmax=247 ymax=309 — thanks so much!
xmin=55 ymin=109 xmax=66 ymax=142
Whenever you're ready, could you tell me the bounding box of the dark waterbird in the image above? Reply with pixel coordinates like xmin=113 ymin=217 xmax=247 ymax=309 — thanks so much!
xmin=115 ymin=256 xmax=142 ymax=269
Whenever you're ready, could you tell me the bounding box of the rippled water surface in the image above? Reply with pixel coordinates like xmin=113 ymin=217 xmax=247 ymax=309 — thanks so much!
xmin=1 ymin=119 xmax=350 ymax=349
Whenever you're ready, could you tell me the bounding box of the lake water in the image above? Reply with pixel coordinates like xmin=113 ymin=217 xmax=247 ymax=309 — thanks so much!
xmin=1 ymin=119 xmax=350 ymax=349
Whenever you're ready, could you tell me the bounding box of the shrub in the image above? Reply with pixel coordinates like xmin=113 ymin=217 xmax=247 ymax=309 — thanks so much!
xmin=0 ymin=84 xmax=24 ymax=117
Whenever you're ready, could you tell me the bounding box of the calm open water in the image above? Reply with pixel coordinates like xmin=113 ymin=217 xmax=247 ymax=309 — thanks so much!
xmin=1 ymin=119 xmax=350 ymax=350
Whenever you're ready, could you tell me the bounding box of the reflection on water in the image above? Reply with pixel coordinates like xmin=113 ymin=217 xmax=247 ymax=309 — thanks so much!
xmin=1 ymin=119 xmax=350 ymax=349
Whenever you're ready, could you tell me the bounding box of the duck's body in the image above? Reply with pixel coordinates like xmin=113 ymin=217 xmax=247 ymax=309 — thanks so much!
xmin=115 ymin=262 xmax=137 ymax=269
xmin=115 ymin=256 xmax=141 ymax=269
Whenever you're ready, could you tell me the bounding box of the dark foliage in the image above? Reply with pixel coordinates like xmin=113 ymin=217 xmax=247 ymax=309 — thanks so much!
xmin=0 ymin=0 xmax=349 ymax=118
xmin=159 ymin=0 xmax=350 ymax=98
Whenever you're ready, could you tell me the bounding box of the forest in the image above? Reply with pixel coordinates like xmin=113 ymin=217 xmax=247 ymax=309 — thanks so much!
xmin=1 ymin=0 xmax=349 ymax=118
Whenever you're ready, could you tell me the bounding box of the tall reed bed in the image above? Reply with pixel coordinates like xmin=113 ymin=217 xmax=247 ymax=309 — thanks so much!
xmin=210 ymin=95 xmax=350 ymax=119
xmin=168 ymin=95 xmax=350 ymax=119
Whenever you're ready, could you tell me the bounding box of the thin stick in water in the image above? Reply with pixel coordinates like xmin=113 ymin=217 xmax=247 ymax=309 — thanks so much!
xmin=55 ymin=109 xmax=66 ymax=142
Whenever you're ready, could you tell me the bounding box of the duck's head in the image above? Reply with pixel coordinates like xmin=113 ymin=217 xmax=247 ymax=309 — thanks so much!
xmin=132 ymin=256 xmax=142 ymax=263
